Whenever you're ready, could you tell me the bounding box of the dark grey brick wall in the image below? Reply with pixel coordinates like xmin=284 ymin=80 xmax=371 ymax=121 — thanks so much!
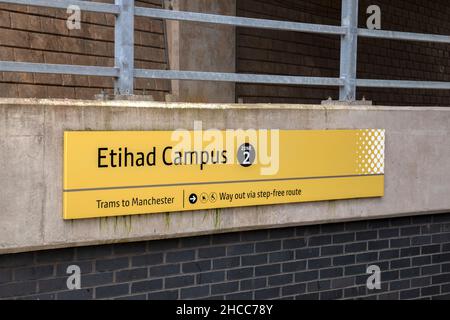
xmin=237 ymin=0 xmax=450 ymax=106
xmin=1 ymin=213 xmax=450 ymax=300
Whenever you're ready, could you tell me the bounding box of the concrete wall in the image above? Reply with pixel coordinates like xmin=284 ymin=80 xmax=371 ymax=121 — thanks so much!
xmin=1 ymin=98 xmax=450 ymax=254
xmin=166 ymin=0 xmax=236 ymax=103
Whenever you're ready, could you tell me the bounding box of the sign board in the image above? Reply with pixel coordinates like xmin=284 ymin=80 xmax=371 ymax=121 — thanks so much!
xmin=63 ymin=129 xmax=385 ymax=219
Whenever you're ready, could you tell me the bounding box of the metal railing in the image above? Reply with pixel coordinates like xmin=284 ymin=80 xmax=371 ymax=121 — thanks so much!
xmin=2 ymin=0 xmax=450 ymax=100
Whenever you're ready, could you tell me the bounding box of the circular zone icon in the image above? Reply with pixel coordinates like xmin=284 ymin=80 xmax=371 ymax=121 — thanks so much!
xmin=237 ymin=143 xmax=256 ymax=167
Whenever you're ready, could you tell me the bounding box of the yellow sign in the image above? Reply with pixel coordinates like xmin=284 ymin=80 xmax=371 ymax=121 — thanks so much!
xmin=63 ymin=129 xmax=385 ymax=219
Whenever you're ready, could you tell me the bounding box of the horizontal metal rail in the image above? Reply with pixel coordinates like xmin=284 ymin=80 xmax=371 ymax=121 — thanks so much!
xmin=135 ymin=69 xmax=343 ymax=86
xmin=0 ymin=61 xmax=119 ymax=77
xmin=135 ymin=7 xmax=345 ymax=35
xmin=358 ymin=28 xmax=450 ymax=44
xmin=2 ymin=1 xmax=450 ymax=97
xmin=357 ymin=79 xmax=450 ymax=90
xmin=0 ymin=0 xmax=120 ymax=14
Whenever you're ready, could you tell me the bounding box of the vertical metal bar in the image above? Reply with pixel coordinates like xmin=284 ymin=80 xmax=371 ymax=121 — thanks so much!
xmin=114 ymin=0 xmax=134 ymax=95
xmin=339 ymin=0 xmax=359 ymax=101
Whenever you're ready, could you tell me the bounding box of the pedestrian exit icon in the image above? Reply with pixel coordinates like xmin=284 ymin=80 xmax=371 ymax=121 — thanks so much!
xmin=188 ymin=193 xmax=197 ymax=204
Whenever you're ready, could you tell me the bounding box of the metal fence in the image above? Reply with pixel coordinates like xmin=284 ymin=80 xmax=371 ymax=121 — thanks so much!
xmin=2 ymin=0 xmax=450 ymax=101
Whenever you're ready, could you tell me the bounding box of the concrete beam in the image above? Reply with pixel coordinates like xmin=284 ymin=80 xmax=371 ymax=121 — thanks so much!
xmin=165 ymin=0 xmax=236 ymax=103
xmin=0 ymin=98 xmax=450 ymax=254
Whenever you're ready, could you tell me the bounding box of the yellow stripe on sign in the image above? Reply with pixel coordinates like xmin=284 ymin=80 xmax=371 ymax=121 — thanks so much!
xmin=63 ymin=129 xmax=385 ymax=219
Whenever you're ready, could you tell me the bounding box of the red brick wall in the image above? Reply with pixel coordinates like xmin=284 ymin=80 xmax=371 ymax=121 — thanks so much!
xmin=237 ymin=0 xmax=450 ymax=106
xmin=0 ymin=0 xmax=170 ymax=100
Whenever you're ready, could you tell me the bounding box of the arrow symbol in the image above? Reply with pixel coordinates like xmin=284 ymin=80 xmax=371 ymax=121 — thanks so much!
xmin=189 ymin=193 xmax=197 ymax=204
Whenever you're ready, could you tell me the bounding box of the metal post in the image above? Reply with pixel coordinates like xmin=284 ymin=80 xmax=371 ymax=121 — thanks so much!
xmin=114 ymin=0 xmax=134 ymax=95
xmin=339 ymin=0 xmax=359 ymax=101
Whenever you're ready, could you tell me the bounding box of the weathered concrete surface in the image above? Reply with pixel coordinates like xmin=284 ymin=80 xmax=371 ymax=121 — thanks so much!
xmin=0 ymin=98 xmax=450 ymax=254
xmin=165 ymin=0 xmax=236 ymax=103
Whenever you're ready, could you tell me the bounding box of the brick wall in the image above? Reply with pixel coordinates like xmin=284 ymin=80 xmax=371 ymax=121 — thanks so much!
xmin=4 ymin=1 xmax=449 ymax=105
xmin=0 ymin=0 xmax=170 ymax=100
xmin=237 ymin=0 xmax=450 ymax=106
xmin=1 ymin=212 xmax=449 ymax=300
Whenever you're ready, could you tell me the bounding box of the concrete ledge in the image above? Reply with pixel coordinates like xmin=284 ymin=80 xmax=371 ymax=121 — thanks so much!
xmin=1 ymin=98 xmax=449 ymax=254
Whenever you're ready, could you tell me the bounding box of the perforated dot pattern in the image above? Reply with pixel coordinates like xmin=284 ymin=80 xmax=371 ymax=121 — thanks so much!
xmin=356 ymin=129 xmax=385 ymax=175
